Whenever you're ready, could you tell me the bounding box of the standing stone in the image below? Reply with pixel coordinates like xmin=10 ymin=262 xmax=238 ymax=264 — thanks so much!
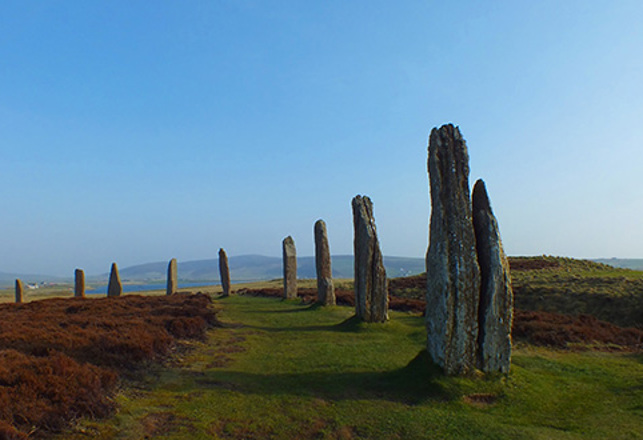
xmin=472 ymin=179 xmax=513 ymax=373
xmin=352 ymin=195 xmax=388 ymax=322
xmin=107 ymin=263 xmax=123 ymax=297
xmin=219 ymin=248 xmax=231 ymax=297
xmin=15 ymin=279 xmax=24 ymax=304
xmin=75 ymin=269 xmax=85 ymax=298
xmin=314 ymin=219 xmax=335 ymax=306
xmin=166 ymin=258 xmax=178 ymax=296
xmin=426 ymin=124 xmax=480 ymax=375
xmin=282 ymin=236 xmax=297 ymax=299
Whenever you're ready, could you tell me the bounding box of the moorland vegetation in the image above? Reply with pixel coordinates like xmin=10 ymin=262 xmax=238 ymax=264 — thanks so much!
xmin=0 ymin=256 xmax=641 ymax=439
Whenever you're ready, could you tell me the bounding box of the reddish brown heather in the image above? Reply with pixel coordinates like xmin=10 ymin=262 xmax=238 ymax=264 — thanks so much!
xmin=512 ymin=310 xmax=643 ymax=350
xmin=0 ymin=293 xmax=219 ymax=437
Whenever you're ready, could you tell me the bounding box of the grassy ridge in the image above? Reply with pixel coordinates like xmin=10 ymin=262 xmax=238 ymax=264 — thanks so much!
xmin=510 ymin=256 xmax=643 ymax=329
xmin=58 ymin=295 xmax=643 ymax=440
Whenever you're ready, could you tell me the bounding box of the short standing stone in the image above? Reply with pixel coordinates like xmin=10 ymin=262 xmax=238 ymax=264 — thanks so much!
xmin=15 ymin=279 xmax=24 ymax=303
xmin=75 ymin=269 xmax=85 ymax=298
xmin=167 ymin=258 xmax=178 ymax=296
xmin=426 ymin=124 xmax=480 ymax=375
xmin=472 ymin=179 xmax=513 ymax=373
xmin=314 ymin=219 xmax=335 ymax=306
xmin=282 ymin=236 xmax=297 ymax=299
xmin=107 ymin=263 xmax=123 ymax=297
xmin=219 ymin=248 xmax=231 ymax=297
xmin=352 ymin=195 xmax=388 ymax=322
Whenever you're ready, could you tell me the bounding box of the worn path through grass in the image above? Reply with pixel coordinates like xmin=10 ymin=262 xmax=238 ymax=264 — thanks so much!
xmin=60 ymin=295 xmax=643 ymax=440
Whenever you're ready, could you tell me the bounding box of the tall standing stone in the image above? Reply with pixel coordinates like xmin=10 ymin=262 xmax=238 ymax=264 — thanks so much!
xmin=75 ymin=269 xmax=85 ymax=298
xmin=426 ymin=124 xmax=480 ymax=375
xmin=352 ymin=195 xmax=388 ymax=322
xmin=472 ymin=179 xmax=513 ymax=373
xmin=107 ymin=263 xmax=123 ymax=297
xmin=15 ymin=279 xmax=24 ymax=304
xmin=219 ymin=248 xmax=231 ymax=297
xmin=314 ymin=219 xmax=335 ymax=306
xmin=166 ymin=258 xmax=178 ymax=296
xmin=282 ymin=236 xmax=297 ymax=299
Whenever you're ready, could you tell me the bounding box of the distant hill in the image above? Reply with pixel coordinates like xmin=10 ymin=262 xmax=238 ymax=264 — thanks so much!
xmin=593 ymin=258 xmax=643 ymax=271
xmin=94 ymin=255 xmax=426 ymax=283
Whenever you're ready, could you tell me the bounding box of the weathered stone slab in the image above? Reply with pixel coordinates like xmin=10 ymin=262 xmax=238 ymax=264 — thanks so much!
xmin=219 ymin=248 xmax=231 ymax=297
xmin=75 ymin=269 xmax=85 ymax=298
xmin=167 ymin=258 xmax=178 ymax=296
xmin=107 ymin=263 xmax=123 ymax=297
xmin=15 ymin=279 xmax=24 ymax=304
xmin=426 ymin=124 xmax=480 ymax=375
xmin=282 ymin=236 xmax=297 ymax=299
xmin=314 ymin=219 xmax=335 ymax=306
xmin=352 ymin=195 xmax=388 ymax=322
xmin=472 ymin=179 xmax=513 ymax=373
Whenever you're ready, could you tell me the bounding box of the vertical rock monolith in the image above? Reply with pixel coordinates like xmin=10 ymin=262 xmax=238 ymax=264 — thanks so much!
xmin=15 ymin=279 xmax=24 ymax=303
xmin=166 ymin=258 xmax=178 ymax=296
xmin=352 ymin=195 xmax=388 ymax=322
xmin=107 ymin=263 xmax=122 ymax=297
xmin=282 ymin=236 xmax=297 ymax=299
xmin=75 ymin=269 xmax=85 ymax=298
xmin=314 ymin=219 xmax=335 ymax=306
xmin=219 ymin=248 xmax=231 ymax=297
xmin=426 ymin=124 xmax=480 ymax=375
xmin=472 ymin=179 xmax=513 ymax=373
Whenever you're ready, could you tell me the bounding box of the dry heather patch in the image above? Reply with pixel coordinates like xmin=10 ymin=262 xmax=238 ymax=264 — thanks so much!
xmin=0 ymin=293 xmax=218 ymax=437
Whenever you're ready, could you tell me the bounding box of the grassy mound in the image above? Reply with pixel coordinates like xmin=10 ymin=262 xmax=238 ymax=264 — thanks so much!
xmin=0 ymin=294 xmax=218 ymax=437
xmin=238 ymin=260 xmax=643 ymax=351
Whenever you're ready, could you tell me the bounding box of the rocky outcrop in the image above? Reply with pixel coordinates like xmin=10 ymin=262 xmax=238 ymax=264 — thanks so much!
xmin=282 ymin=236 xmax=297 ymax=299
xmin=75 ymin=269 xmax=85 ymax=298
xmin=219 ymin=248 xmax=231 ymax=297
xmin=472 ymin=179 xmax=513 ymax=373
xmin=166 ymin=258 xmax=178 ymax=296
xmin=314 ymin=219 xmax=335 ymax=306
xmin=426 ymin=124 xmax=480 ymax=375
xmin=352 ymin=195 xmax=388 ymax=322
xmin=107 ymin=263 xmax=123 ymax=297
xmin=15 ymin=279 xmax=24 ymax=304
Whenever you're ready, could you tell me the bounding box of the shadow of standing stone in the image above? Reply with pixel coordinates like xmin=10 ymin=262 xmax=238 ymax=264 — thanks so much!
xmin=75 ymin=269 xmax=85 ymax=298
xmin=314 ymin=219 xmax=335 ymax=306
xmin=352 ymin=195 xmax=388 ymax=322
xmin=107 ymin=263 xmax=123 ymax=297
xmin=426 ymin=124 xmax=480 ymax=375
xmin=472 ymin=179 xmax=513 ymax=373
xmin=15 ymin=279 xmax=24 ymax=304
xmin=167 ymin=258 xmax=178 ymax=296
xmin=283 ymin=236 xmax=297 ymax=299
xmin=219 ymin=248 xmax=231 ymax=297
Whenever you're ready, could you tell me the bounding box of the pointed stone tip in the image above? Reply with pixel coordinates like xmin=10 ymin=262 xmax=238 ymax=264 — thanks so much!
xmin=472 ymin=179 xmax=491 ymax=212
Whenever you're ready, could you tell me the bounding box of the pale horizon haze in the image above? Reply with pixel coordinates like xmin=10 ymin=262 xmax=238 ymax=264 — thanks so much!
xmin=2 ymin=1 xmax=643 ymax=276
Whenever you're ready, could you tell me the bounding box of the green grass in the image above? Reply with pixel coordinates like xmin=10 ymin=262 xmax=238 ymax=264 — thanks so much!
xmin=510 ymin=257 xmax=643 ymax=328
xmin=55 ymin=295 xmax=643 ymax=440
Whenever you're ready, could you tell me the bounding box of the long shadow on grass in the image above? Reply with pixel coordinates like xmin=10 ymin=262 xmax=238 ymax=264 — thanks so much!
xmin=196 ymin=350 xmax=452 ymax=404
xmin=243 ymin=315 xmax=369 ymax=333
xmin=240 ymin=302 xmax=324 ymax=314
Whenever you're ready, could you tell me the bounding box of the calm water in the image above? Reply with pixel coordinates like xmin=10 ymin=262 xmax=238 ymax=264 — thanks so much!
xmin=86 ymin=282 xmax=218 ymax=295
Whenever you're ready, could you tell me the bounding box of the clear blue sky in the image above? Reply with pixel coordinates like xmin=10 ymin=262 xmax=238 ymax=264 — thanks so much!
xmin=2 ymin=1 xmax=642 ymax=276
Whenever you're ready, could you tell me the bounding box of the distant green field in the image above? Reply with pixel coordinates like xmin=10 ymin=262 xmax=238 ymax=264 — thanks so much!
xmin=55 ymin=295 xmax=643 ymax=440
